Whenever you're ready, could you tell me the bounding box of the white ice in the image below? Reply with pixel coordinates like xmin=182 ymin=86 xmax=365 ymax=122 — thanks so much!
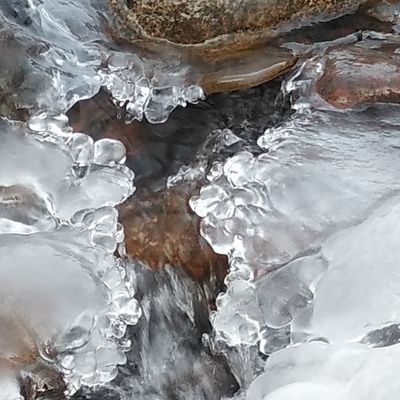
xmin=0 ymin=0 xmax=203 ymax=123
xmin=247 ymin=341 xmax=400 ymax=400
xmin=192 ymin=105 xmax=400 ymax=347
xmin=0 ymin=116 xmax=140 ymax=396
xmin=296 ymin=193 xmax=400 ymax=343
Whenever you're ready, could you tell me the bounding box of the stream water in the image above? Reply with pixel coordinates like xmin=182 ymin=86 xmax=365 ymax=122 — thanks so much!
xmin=1 ymin=1 xmax=400 ymax=400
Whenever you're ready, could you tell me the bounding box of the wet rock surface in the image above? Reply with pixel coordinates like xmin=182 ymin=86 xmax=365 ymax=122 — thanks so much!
xmin=68 ymin=82 xmax=283 ymax=281
xmin=316 ymin=41 xmax=400 ymax=108
xmin=107 ymin=0 xmax=394 ymax=95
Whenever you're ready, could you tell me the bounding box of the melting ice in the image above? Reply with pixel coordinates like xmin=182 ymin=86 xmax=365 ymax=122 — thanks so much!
xmin=0 ymin=0 xmax=203 ymax=124
xmin=0 ymin=116 xmax=140 ymax=398
xmin=191 ymin=50 xmax=400 ymax=397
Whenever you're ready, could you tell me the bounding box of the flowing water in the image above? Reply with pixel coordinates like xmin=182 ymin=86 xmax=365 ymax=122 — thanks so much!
xmin=1 ymin=0 xmax=400 ymax=399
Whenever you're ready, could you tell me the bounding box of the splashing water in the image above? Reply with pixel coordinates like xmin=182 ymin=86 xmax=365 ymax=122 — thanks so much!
xmin=81 ymin=264 xmax=238 ymax=400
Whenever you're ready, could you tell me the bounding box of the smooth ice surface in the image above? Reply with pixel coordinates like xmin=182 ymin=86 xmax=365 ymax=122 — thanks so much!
xmin=0 ymin=115 xmax=140 ymax=395
xmin=298 ymin=193 xmax=400 ymax=343
xmin=0 ymin=375 xmax=21 ymax=400
xmin=0 ymin=234 xmax=107 ymax=352
xmin=247 ymin=342 xmax=400 ymax=400
xmin=0 ymin=0 xmax=203 ymax=123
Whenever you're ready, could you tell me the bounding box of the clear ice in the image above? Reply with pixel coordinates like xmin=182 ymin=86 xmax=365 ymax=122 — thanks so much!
xmin=191 ymin=104 xmax=400 ymax=347
xmin=0 ymin=0 xmax=203 ymax=124
xmin=190 ymin=37 xmax=400 ymax=397
xmin=0 ymin=116 xmax=139 ymax=397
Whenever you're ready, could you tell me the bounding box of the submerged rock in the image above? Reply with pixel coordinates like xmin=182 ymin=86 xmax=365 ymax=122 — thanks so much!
xmin=69 ymin=84 xmax=283 ymax=282
xmin=119 ymin=185 xmax=228 ymax=282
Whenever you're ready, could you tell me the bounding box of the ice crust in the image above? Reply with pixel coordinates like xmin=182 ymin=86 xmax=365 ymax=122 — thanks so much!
xmin=191 ymin=50 xmax=400 ymax=399
xmin=0 ymin=116 xmax=140 ymax=396
xmin=247 ymin=341 xmax=400 ymax=400
xmin=191 ymin=106 xmax=400 ymax=347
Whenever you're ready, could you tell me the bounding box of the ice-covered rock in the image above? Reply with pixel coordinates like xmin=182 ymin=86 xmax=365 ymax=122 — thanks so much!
xmin=0 ymin=117 xmax=134 ymax=229
xmin=191 ymin=105 xmax=400 ymax=348
xmin=247 ymin=341 xmax=400 ymax=400
xmin=0 ymin=226 xmax=140 ymax=391
xmin=294 ymin=193 xmax=400 ymax=344
xmin=0 ymin=115 xmax=140 ymax=396
xmin=0 ymin=0 xmax=203 ymax=123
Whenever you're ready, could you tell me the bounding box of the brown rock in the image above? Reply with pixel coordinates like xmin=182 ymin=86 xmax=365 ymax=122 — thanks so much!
xmin=118 ymin=184 xmax=228 ymax=282
xmin=68 ymin=91 xmax=214 ymax=187
xmin=316 ymin=43 xmax=400 ymax=108
xmin=109 ymin=0 xmax=369 ymax=46
xmin=0 ymin=311 xmax=67 ymax=399
xmin=107 ymin=0 xmax=389 ymax=94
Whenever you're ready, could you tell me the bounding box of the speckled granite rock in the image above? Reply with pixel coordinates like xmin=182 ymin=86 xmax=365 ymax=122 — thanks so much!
xmin=109 ymin=0 xmax=370 ymax=46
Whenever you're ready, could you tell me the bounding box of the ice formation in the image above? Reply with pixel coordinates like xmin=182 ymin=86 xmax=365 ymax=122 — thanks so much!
xmin=191 ymin=39 xmax=400 ymax=397
xmin=245 ymin=191 xmax=400 ymax=399
xmin=0 ymin=0 xmax=203 ymax=123
xmin=294 ymin=192 xmax=400 ymax=344
xmin=246 ymin=341 xmax=400 ymax=400
xmin=191 ymin=105 xmax=400 ymax=348
xmin=0 ymin=115 xmax=140 ymax=397
xmin=3 ymin=0 xmax=400 ymax=398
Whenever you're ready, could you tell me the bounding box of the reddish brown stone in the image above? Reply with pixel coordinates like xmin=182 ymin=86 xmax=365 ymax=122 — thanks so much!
xmin=108 ymin=0 xmax=370 ymax=46
xmin=316 ymin=44 xmax=400 ymax=108
xmin=69 ymin=93 xmax=227 ymax=282
xmin=118 ymin=185 xmax=228 ymax=282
